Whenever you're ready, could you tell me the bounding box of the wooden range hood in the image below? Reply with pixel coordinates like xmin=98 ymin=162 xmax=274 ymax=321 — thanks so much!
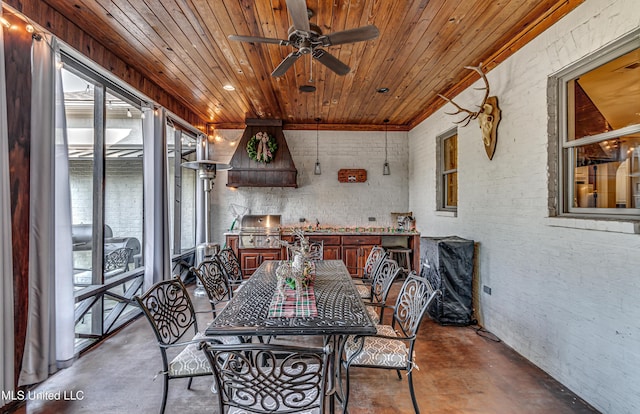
xmin=227 ymin=119 xmax=298 ymax=188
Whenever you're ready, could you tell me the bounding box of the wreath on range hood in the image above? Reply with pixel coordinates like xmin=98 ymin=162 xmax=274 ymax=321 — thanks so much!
xmin=247 ymin=131 xmax=278 ymax=163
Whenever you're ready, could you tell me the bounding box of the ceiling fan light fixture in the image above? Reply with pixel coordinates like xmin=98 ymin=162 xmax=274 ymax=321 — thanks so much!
xmin=223 ymin=84 xmax=235 ymax=91
xmin=299 ymin=85 xmax=316 ymax=93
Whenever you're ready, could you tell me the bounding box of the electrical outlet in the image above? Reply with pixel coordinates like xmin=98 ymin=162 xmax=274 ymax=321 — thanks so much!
xmin=483 ymin=285 xmax=492 ymax=295
xmin=368 ymin=217 xmax=376 ymax=222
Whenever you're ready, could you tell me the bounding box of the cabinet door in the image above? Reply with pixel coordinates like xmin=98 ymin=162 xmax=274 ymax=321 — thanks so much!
xmin=323 ymin=245 xmax=341 ymax=260
xmin=241 ymin=253 xmax=261 ymax=276
xmin=240 ymin=249 xmax=281 ymax=276
xmin=342 ymin=246 xmax=362 ymax=277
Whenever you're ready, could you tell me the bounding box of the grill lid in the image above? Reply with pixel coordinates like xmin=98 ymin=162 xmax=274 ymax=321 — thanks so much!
xmin=240 ymin=215 xmax=281 ymax=233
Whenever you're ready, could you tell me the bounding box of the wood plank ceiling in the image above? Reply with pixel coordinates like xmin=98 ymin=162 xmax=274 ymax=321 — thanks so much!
xmin=38 ymin=0 xmax=584 ymax=130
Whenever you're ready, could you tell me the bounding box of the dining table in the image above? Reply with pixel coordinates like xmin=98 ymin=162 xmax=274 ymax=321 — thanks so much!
xmin=205 ymin=259 xmax=377 ymax=412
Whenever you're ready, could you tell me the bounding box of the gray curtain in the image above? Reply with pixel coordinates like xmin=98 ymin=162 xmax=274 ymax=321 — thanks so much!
xmin=1 ymin=2 xmax=16 ymax=406
xmin=19 ymin=35 xmax=75 ymax=386
xmin=143 ymin=107 xmax=171 ymax=289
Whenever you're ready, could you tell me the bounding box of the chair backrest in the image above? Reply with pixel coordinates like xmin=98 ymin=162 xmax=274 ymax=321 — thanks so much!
xmin=216 ymin=248 xmax=243 ymax=285
xmin=370 ymin=258 xmax=401 ymax=304
xmin=190 ymin=259 xmax=232 ymax=310
xmin=104 ymin=247 xmax=132 ymax=272
xmin=200 ymin=342 xmax=331 ymax=414
xmin=307 ymin=240 xmax=324 ymax=261
xmin=363 ymin=246 xmax=387 ymax=280
xmin=392 ymin=271 xmax=440 ymax=338
xmin=134 ymin=277 xmax=198 ymax=345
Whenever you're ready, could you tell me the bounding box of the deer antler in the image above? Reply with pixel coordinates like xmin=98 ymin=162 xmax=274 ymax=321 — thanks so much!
xmin=438 ymin=64 xmax=490 ymax=126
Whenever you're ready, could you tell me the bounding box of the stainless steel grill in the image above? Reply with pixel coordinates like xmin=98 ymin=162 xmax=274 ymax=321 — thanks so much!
xmin=239 ymin=215 xmax=281 ymax=248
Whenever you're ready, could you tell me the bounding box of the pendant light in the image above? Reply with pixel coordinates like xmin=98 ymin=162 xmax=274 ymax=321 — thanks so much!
xmin=314 ymin=118 xmax=322 ymax=175
xmin=383 ymin=119 xmax=391 ymax=175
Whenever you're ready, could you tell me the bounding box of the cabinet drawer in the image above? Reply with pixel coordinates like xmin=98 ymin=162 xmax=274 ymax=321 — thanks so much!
xmin=341 ymin=235 xmax=381 ymax=245
xmin=308 ymin=235 xmax=341 ymax=245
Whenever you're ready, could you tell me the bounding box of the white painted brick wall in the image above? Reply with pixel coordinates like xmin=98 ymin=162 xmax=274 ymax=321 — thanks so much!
xmin=409 ymin=1 xmax=640 ymax=413
xmin=208 ymin=129 xmax=409 ymax=245
xmin=70 ymin=159 xmax=144 ymax=243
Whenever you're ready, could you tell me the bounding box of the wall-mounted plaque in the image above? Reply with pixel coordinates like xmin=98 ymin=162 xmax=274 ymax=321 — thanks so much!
xmin=338 ymin=169 xmax=367 ymax=183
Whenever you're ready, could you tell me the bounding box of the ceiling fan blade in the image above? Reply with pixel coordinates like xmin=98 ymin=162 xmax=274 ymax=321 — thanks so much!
xmin=323 ymin=25 xmax=380 ymax=46
xmin=271 ymin=51 xmax=302 ymax=77
xmin=286 ymin=0 xmax=310 ymax=33
xmin=228 ymin=35 xmax=289 ymax=46
xmin=312 ymin=49 xmax=350 ymax=76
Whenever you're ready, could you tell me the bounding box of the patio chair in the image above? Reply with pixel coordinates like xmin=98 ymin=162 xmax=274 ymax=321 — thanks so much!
xmin=363 ymin=258 xmax=402 ymax=324
xmin=74 ymin=247 xmax=132 ymax=286
xmin=200 ymin=341 xmax=331 ymax=414
xmin=353 ymin=246 xmax=388 ymax=298
xmin=340 ymin=271 xmax=440 ymax=414
xmin=190 ymin=259 xmax=232 ymax=318
xmin=308 ymin=240 xmax=324 ymax=260
xmin=284 ymin=240 xmax=323 ymax=261
xmin=104 ymin=247 xmax=132 ymax=276
xmin=352 ymin=246 xmax=387 ymax=298
xmin=216 ymin=247 xmax=245 ymax=290
xmin=134 ymin=276 xmax=241 ymax=414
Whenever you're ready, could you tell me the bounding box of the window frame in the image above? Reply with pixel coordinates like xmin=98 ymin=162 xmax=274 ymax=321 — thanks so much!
xmin=550 ymin=29 xmax=640 ymax=220
xmin=436 ymin=128 xmax=458 ymax=213
xmin=61 ymin=51 xmax=147 ymax=352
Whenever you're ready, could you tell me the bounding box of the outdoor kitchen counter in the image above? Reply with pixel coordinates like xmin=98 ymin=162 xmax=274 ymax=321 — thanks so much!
xmin=225 ymin=229 xmax=420 ymax=278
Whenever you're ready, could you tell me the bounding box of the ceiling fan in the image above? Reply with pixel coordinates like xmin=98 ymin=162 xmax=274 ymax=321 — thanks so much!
xmin=228 ymin=0 xmax=380 ymax=77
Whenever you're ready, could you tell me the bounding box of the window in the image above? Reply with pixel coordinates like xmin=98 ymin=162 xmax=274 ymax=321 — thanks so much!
xmin=437 ymin=129 xmax=458 ymax=212
xmin=166 ymin=124 xmax=197 ymax=255
xmin=61 ymin=54 xmax=146 ymax=351
xmin=553 ymin=31 xmax=640 ymax=219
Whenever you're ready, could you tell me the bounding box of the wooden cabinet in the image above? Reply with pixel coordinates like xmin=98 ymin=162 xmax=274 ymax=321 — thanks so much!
xmin=225 ymin=234 xmax=239 ymax=257
xmin=341 ymin=235 xmax=381 ymax=277
xmin=226 ymin=236 xmax=281 ymax=276
xmin=239 ymin=249 xmax=281 ymax=276
xmin=227 ymin=232 xmax=418 ymax=277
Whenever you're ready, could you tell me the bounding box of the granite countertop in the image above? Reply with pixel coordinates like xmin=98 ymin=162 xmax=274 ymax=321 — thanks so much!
xmin=224 ymin=228 xmax=419 ymax=236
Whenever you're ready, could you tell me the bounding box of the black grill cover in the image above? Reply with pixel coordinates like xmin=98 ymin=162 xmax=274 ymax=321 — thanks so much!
xmin=420 ymin=236 xmax=475 ymax=326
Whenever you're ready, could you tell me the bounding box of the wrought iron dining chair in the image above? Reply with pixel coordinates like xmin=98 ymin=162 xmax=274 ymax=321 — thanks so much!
xmin=190 ymin=259 xmax=232 ymax=318
xmin=134 ymin=276 xmax=241 ymax=414
xmin=349 ymin=246 xmax=389 ymax=292
xmin=363 ymin=258 xmax=402 ymax=324
xmin=340 ymin=271 xmax=440 ymax=414
xmin=216 ymin=247 xmax=245 ymax=290
xmin=74 ymin=247 xmax=132 ymax=286
xmin=353 ymin=246 xmax=388 ymax=299
xmin=308 ymin=240 xmax=324 ymax=261
xmin=200 ymin=341 xmax=332 ymax=414
xmin=284 ymin=240 xmax=323 ymax=261
xmin=104 ymin=247 xmax=132 ymax=276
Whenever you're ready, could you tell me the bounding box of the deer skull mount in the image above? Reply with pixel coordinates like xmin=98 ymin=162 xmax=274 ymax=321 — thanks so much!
xmin=438 ymin=64 xmax=501 ymax=160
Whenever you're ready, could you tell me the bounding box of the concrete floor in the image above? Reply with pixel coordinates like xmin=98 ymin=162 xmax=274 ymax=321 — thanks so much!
xmin=11 ymin=282 xmax=598 ymax=414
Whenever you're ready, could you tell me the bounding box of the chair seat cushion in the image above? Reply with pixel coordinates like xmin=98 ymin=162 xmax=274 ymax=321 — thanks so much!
xmin=169 ymin=332 xmax=241 ymax=377
xmin=344 ymin=325 xmax=409 ymax=368
xmin=365 ymin=305 xmax=380 ymax=324
xmin=354 ymin=283 xmax=371 ymax=299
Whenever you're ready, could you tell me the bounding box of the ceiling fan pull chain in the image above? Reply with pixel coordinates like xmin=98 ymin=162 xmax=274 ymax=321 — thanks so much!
xmin=309 ymin=53 xmax=313 ymax=83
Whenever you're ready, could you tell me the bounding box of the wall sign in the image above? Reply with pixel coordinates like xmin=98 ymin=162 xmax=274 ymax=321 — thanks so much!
xmin=338 ymin=169 xmax=367 ymax=183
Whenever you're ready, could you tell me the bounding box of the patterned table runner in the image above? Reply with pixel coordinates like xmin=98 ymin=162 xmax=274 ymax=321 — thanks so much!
xmin=268 ymin=285 xmax=318 ymax=318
